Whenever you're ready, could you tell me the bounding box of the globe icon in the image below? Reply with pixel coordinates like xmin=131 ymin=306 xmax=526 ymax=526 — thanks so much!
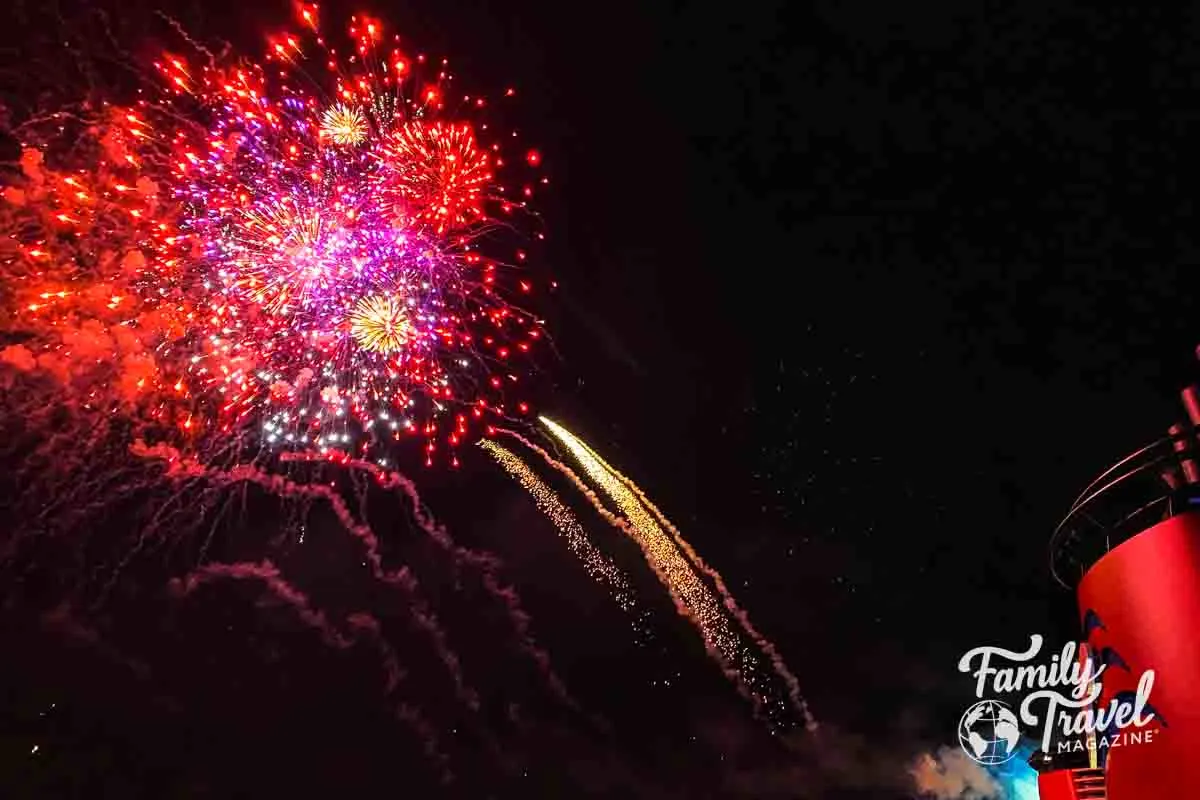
xmin=958 ymin=700 xmax=1021 ymax=765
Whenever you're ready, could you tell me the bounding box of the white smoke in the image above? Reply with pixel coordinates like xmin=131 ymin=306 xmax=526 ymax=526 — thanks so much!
xmin=910 ymin=746 xmax=1004 ymax=799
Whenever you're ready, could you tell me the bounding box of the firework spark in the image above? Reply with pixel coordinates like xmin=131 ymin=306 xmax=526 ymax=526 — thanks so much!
xmin=383 ymin=121 xmax=492 ymax=233
xmin=350 ymin=293 xmax=412 ymax=353
xmin=321 ymin=103 xmax=368 ymax=146
xmin=480 ymin=439 xmax=640 ymax=615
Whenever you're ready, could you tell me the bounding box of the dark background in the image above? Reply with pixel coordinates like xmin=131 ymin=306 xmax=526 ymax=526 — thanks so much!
xmin=4 ymin=0 xmax=1200 ymax=797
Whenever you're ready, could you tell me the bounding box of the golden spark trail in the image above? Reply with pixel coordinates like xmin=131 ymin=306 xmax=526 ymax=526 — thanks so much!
xmin=573 ymin=434 xmax=818 ymax=731
xmin=533 ymin=418 xmax=792 ymax=721
xmin=496 ymin=430 xmax=751 ymax=698
xmin=479 ymin=440 xmax=639 ymax=614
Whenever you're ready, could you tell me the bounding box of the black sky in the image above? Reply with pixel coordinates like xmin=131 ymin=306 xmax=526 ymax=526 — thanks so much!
xmin=4 ymin=0 xmax=1200 ymax=797
xmin=497 ymin=0 xmax=1200 ymax=742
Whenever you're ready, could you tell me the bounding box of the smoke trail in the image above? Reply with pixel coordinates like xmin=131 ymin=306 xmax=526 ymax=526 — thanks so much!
xmin=346 ymin=612 xmax=406 ymax=694
xmin=41 ymin=603 xmax=153 ymax=680
xmin=281 ymin=450 xmax=582 ymax=716
xmin=397 ymin=703 xmax=454 ymax=785
xmin=171 ymin=560 xmax=346 ymax=644
xmin=131 ymin=441 xmax=481 ymax=715
xmin=170 ymin=560 xmax=452 ymax=783
xmin=479 ymin=439 xmax=642 ymax=616
xmin=498 ymin=427 xmax=768 ymax=718
xmin=588 ymin=441 xmax=817 ymax=731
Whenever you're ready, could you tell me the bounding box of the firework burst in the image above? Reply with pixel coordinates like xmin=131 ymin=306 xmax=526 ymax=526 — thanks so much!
xmin=1 ymin=6 xmax=549 ymax=467
xmin=383 ymin=121 xmax=491 ymax=233
xmin=350 ymin=293 xmax=412 ymax=353
xmin=321 ymin=103 xmax=368 ymax=146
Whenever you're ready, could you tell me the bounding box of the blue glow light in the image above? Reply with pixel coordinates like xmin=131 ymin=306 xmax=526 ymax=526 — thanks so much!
xmin=988 ymin=740 xmax=1040 ymax=800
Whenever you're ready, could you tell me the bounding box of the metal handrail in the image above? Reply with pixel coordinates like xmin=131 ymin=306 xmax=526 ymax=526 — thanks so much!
xmin=1050 ymin=425 xmax=1200 ymax=589
xmin=1066 ymin=432 xmax=1182 ymax=514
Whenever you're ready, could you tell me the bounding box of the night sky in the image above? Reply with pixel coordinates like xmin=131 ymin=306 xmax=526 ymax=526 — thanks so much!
xmin=4 ymin=0 xmax=1200 ymax=797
